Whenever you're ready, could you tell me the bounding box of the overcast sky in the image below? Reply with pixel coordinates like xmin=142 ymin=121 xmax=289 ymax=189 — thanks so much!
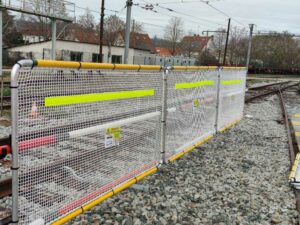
xmin=72 ymin=0 xmax=300 ymax=38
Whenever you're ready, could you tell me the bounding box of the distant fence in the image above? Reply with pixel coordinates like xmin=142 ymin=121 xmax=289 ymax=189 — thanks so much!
xmin=10 ymin=60 xmax=247 ymax=224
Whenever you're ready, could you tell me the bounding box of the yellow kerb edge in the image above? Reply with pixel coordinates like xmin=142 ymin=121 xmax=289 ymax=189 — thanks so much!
xmin=45 ymin=89 xmax=155 ymax=107
xmin=175 ymin=80 xmax=214 ymax=89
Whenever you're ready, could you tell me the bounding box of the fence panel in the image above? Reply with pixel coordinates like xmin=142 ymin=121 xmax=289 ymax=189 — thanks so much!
xmin=14 ymin=64 xmax=162 ymax=224
xmin=165 ymin=68 xmax=219 ymax=159
xmin=11 ymin=61 xmax=247 ymax=224
xmin=217 ymin=68 xmax=247 ymax=131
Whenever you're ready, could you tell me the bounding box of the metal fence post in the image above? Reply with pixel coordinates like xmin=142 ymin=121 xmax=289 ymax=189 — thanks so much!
xmin=160 ymin=66 xmax=169 ymax=164
xmin=11 ymin=59 xmax=33 ymax=223
xmin=215 ymin=67 xmax=222 ymax=132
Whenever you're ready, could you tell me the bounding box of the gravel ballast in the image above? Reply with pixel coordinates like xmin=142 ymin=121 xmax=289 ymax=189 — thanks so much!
xmin=68 ymin=95 xmax=298 ymax=225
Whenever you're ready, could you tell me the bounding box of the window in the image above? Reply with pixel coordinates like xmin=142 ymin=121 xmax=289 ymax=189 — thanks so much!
xmin=112 ymin=55 xmax=122 ymax=64
xmin=92 ymin=53 xmax=101 ymax=62
xmin=70 ymin=51 xmax=83 ymax=62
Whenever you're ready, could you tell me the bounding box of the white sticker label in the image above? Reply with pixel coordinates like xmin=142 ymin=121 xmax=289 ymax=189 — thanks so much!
xmin=105 ymin=127 xmax=121 ymax=148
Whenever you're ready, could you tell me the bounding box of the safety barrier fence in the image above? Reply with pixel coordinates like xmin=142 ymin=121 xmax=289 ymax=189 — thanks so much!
xmin=10 ymin=60 xmax=247 ymax=225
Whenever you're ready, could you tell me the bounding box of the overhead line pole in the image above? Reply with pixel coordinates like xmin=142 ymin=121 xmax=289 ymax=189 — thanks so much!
xmin=223 ymin=18 xmax=231 ymax=66
xmin=124 ymin=0 xmax=133 ymax=64
xmin=99 ymin=0 xmax=105 ymax=63
xmin=246 ymin=24 xmax=254 ymax=70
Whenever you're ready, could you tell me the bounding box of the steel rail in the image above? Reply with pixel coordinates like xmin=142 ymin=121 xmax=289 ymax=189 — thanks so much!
xmin=277 ymin=88 xmax=300 ymax=215
xmin=245 ymin=82 xmax=300 ymax=103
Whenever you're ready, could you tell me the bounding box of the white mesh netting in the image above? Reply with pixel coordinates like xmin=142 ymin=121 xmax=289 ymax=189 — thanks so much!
xmin=13 ymin=65 xmax=247 ymax=224
xmin=16 ymin=67 xmax=162 ymax=224
xmin=217 ymin=69 xmax=247 ymax=130
xmin=165 ymin=69 xmax=218 ymax=159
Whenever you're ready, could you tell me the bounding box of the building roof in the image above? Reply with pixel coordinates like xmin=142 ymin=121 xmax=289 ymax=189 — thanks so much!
xmin=129 ymin=32 xmax=155 ymax=53
xmin=181 ymin=35 xmax=212 ymax=51
xmin=155 ymin=47 xmax=172 ymax=57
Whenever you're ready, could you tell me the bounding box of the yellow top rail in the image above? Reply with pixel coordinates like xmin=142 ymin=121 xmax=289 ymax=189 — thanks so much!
xmin=33 ymin=60 xmax=246 ymax=71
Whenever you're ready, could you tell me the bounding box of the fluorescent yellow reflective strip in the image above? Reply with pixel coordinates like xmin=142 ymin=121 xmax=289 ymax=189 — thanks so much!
xmin=293 ymin=114 xmax=300 ymax=118
xmin=292 ymin=121 xmax=300 ymax=126
xmin=45 ymin=89 xmax=155 ymax=107
xmin=175 ymin=80 xmax=214 ymax=89
xmin=221 ymin=80 xmax=242 ymax=85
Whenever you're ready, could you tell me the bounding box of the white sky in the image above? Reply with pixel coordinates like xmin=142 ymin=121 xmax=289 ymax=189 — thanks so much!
xmin=72 ymin=0 xmax=300 ymax=38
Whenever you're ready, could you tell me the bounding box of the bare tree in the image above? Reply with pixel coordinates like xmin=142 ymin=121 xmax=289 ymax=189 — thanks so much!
xmin=77 ymin=8 xmax=95 ymax=31
xmin=131 ymin=20 xmax=144 ymax=33
xmin=164 ymin=17 xmax=184 ymax=55
xmin=212 ymin=28 xmax=226 ymax=63
xmin=102 ymin=15 xmax=125 ymax=45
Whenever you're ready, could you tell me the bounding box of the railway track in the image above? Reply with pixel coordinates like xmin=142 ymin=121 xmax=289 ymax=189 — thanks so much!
xmin=246 ymin=81 xmax=300 ymax=103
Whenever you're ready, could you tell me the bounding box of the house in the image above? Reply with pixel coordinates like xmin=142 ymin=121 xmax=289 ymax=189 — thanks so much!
xmin=180 ymin=35 xmax=213 ymax=58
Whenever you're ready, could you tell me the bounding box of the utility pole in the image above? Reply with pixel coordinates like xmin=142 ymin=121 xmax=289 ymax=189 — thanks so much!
xmin=223 ymin=18 xmax=231 ymax=66
xmin=99 ymin=0 xmax=105 ymax=63
xmin=246 ymin=24 xmax=255 ymax=70
xmin=124 ymin=0 xmax=133 ymax=64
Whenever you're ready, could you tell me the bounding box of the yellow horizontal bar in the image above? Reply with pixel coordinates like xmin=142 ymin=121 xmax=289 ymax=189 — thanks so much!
xmin=219 ymin=119 xmax=241 ymax=133
xmin=169 ymin=152 xmax=185 ymax=162
xmin=45 ymin=89 xmax=155 ymax=107
xmin=82 ymin=191 xmax=114 ymax=212
xmin=51 ymin=167 xmax=158 ymax=225
xmin=293 ymin=114 xmax=300 ymax=118
xmin=35 ymin=60 xmax=80 ymax=68
xmin=292 ymin=121 xmax=300 ymax=126
xmin=51 ymin=208 xmax=83 ymax=225
xmin=173 ymin=66 xmax=218 ymax=71
xmin=221 ymin=80 xmax=242 ymax=85
xmin=295 ymin=132 xmax=300 ymax=137
xmin=35 ymin=60 xmax=162 ymax=71
xmin=139 ymin=65 xmax=162 ymax=70
xmin=175 ymin=80 xmax=214 ymax=89
xmin=194 ymin=135 xmax=214 ymax=147
xmin=223 ymin=67 xmax=247 ymax=70
xmin=81 ymin=63 xmax=115 ymax=70
xmin=113 ymin=178 xmax=137 ymax=194
xmin=136 ymin=167 xmax=158 ymax=182
xmin=183 ymin=145 xmax=195 ymax=154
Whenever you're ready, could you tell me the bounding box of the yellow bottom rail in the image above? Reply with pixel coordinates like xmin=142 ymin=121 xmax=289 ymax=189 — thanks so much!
xmin=52 ymin=118 xmax=242 ymax=225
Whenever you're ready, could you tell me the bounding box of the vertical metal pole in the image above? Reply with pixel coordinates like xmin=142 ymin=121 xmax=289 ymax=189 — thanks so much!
xmin=223 ymin=18 xmax=231 ymax=66
xmin=160 ymin=67 xmax=168 ymax=164
xmin=215 ymin=68 xmax=222 ymax=132
xmin=99 ymin=0 xmax=105 ymax=63
xmin=51 ymin=18 xmax=56 ymax=60
xmin=11 ymin=64 xmax=20 ymax=223
xmin=124 ymin=0 xmax=133 ymax=64
xmin=246 ymin=24 xmax=254 ymax=70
